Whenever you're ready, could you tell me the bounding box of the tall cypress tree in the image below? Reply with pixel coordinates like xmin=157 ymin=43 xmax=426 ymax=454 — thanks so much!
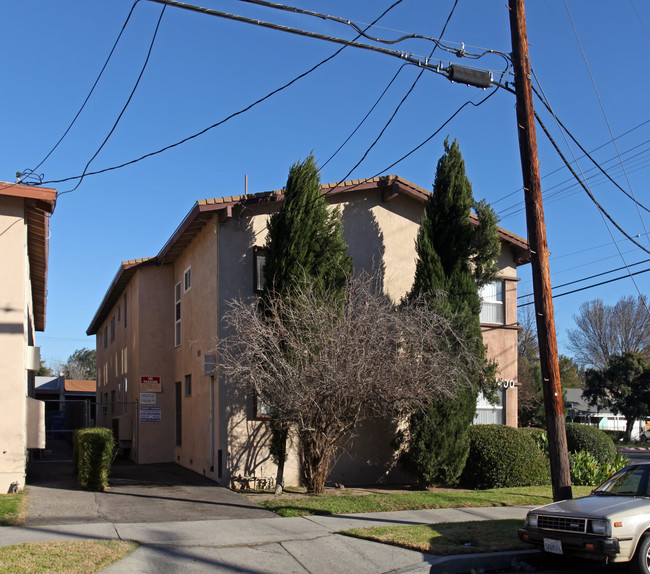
xmin=403 ymin=138 xmax=499 ymax=487
xmin=262 ymin=153 xmax=352 ymax=491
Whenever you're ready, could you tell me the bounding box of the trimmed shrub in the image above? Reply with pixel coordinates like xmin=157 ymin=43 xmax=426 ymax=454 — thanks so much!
xmin=73 ymin=428 xmax=115 ymax=491
xmin=520 ymin=427 xmax=548 ymax=457
xmin=460 ymin=425 xmax=550 ymax=489
xmin=565 ymin=423 xmax=616 ymax=464
xmin=601 ymin=430 xmax=626 ymax=443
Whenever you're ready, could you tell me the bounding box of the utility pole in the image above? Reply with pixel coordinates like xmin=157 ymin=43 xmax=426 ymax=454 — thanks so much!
xmin=508 ymin=0 xmax=572 ymax=501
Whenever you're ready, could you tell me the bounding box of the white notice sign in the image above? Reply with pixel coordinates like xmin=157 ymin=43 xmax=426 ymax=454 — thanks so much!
xmin=140 ymin=393 xmax=157 ymax=405
xmin=140 ymin=406 xmax=162 ymax=423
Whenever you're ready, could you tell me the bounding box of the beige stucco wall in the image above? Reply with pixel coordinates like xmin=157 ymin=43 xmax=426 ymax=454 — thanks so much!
xmin=93 ymin=187 xmax=525 ymax=488
xmin=170 ymin=216 xmax=220 ymax=478
xmin=95 ymin=264 xmax=176 ymax=464
xmin=0 ymin=197 xmax=31 ymax=492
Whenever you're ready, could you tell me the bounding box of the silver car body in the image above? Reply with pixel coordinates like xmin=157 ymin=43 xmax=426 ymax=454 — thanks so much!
xmin=519 ymin=464 xmax=650 ymax=564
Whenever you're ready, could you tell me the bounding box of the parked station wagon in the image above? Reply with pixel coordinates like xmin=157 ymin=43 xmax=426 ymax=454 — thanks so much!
xmin=519 ymin=463 xmax=650 ymax=573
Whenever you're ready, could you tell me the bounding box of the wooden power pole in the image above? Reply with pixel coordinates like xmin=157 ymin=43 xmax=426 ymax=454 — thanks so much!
xmin=508 ymin=0 xmax=572 ymax=501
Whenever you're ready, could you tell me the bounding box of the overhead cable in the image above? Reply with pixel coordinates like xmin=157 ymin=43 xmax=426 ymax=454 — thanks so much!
xmin=29 ymin=1 xmax=142 ymax=175
xmin=518 ymin=266 xmax=650 ymax=307
xmin=57 ymin=5 xmax=166 ymax=195
xmin=43 ymin=0 xmax=405 ymax=187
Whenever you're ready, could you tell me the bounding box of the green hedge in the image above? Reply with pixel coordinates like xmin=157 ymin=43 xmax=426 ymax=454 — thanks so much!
xmin=565 ymin=423 xmax=616 ymax=464
xmin=460 ymin=425 xmax=550 ymax=489
xmin=601 ymin=429 xmax=626 ymax=443
xmin=520 ymin=427 xmax=548 ymax=456
xmin=72 ymin=428 xmax=115 ymax=491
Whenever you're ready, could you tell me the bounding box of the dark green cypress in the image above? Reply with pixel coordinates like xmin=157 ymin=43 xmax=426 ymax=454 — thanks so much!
xmin=264 ymin=153 xmax=351 ymax=298
xmin=403 ymin=139 xmax=499 ymax=487
xmin=262 ymin=153 xmax=352 ymax=489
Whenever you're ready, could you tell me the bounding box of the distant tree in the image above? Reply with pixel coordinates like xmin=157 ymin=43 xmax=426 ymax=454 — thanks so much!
xmin=401 ymin=139 xmax=500 ymax=486
xmin=220 ymin=273 xmax=482 ymax=493
xmin=63 ymin=348 xmax=96 ymax=380
xmin=35 ymin=360 xmax=53 ymax=377
xmin=568 ymin=296 xmax=650 ymax=370
xmin=518 ymin=302 xmax=544 ymax=427
xmin=583 ymin=352 xmax=650 ymax=441
xmin=558 ymin=355 xmax=584 ymax=389
xmin=262 ymin=153 xmax=352 ymax=492
xmin=518 ymin=304 xmax=582 ymax=425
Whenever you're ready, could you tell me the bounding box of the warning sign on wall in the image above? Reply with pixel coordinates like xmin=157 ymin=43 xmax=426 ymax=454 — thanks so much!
xmin=141 ymin=376 xmax=161 ymax=393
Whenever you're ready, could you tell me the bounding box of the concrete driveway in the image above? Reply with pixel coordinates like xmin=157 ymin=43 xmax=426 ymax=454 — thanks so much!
xmin=25 ymin=452 xmax=276 ymax=525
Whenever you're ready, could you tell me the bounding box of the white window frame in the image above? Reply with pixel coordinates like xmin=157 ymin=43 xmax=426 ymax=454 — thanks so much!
xmin=175 ymin=282 xmax=182 ymax=347
xmin=479 ymin=279 xmax=505 ymax=325
xmin=254 ymin=246 xmax=267 ymax=293
xmin=184 ymin=266 xmax=192 ymax=293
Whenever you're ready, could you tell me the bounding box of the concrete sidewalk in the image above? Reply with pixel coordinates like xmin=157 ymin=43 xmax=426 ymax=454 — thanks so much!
xmin=3 ymin=506 xmax=539 ymax=573
xmin=10 ymin=456 xmax=541 ymax=573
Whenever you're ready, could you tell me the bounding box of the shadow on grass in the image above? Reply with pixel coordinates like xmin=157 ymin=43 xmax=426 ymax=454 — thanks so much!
xmin=340 ymin=518 xmax=529 ymax=556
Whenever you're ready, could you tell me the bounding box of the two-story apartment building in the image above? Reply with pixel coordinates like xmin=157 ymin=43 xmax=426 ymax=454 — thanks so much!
xmin=0 ymin=182 xmax=56 ymax=493
xmin=88 ymin=175 xmax=529 ymax=487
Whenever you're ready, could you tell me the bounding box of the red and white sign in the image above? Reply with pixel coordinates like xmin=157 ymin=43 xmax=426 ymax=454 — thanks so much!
xmin=141 ymin=376 xmax=161 ymax=393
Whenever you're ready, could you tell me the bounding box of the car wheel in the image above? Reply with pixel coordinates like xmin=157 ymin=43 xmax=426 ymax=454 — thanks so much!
xmin=634 ymin=534 xmax=650 ymax=574
xmin=643 ymin=435 xmax=648 ymax=443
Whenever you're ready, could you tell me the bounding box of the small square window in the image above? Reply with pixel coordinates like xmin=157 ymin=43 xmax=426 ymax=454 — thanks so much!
xmin=254 ymin=392 xmax=272 ymax=419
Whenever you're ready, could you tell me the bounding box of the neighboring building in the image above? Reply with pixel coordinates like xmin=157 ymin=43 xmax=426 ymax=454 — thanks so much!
xmin=565 ymin=388 xmax=645 ymax=439
xmin=0 ymin=182 xmax=56 ymax=493
xmin=35 ymin=376 xmax=97 ymax=440
xmin=88 ymin=176 xmax=530 ymax=487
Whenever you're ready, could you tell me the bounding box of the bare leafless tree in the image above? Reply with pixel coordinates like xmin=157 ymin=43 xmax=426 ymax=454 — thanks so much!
xmin=219 ymin=273 xmax=481 ymax=493
xmin=568 ymin=296 xmax=650 ymax=370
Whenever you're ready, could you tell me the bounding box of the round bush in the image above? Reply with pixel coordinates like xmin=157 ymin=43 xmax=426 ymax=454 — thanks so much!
xmin=520 ymin=427 xmax=548 ymax=452
xmin=460 ymin=425 xmax=550 ymax=489
xmin=565 ymin=423 xmax=616 ymax=464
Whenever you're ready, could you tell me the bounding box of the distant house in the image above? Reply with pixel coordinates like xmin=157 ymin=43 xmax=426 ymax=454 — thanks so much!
xmin=88 ymin=175 xmax=530 ymax=487
xmin=565 ymin=388 xmax=646 ymax=439
xmin=35 ymin=376 xmax=97 ymax=439
xmin=0 ymin=182 xmax=56 ymax=493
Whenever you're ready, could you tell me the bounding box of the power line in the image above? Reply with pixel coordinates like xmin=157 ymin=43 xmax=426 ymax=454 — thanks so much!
xmin=534 ymin=111 xmax=650 ymax=257
xmin=562 ymin=0 xmax=649 ymax=242
xmin=143 ymin=0 xmax=470 ymax=74
xmin=518 ymin=266 xmax=650 ymax=307
xmin=28 ymin=1 xmax=142 ymax=175
xmin=490 ymin=118 xmax=650 ymax=207
xmin=321 ymin=63 xmax=409 ymax=170
xmin=322 ymin=0 xmax=462 ymax=195
xmin=43 ymin=0 xmax=433 ymax=188
xmin=57 ymin=4 xmax=167 ymax=196
xmin=532 ymin=83 xmax=650 ymax=216
xmin=518 ymin=256 xmax=650 ymax=299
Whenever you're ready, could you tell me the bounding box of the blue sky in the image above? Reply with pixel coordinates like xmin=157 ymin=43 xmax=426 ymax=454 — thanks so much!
xmin=2 ymin=0 xmax=649 ymax=368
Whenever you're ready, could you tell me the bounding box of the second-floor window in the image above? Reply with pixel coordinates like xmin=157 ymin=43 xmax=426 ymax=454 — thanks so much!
xmin=175 ymin=282 xmax=182 ymax=347
xmin=254 ymin=246 xmax=267 ymax=293
xmin=479 ymin=280 xmax=505 ymax=324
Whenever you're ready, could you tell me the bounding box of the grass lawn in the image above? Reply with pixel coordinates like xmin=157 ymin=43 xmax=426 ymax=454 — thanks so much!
xmin=253 ymin=485 xmax=594 ymax=517
xmin=341 ymin=518 xmax=529 ymax=555
xmin=0 ymin=493 xmax=24 ymax=526
xmin=0 ymin=540 xmax=137 ymax=573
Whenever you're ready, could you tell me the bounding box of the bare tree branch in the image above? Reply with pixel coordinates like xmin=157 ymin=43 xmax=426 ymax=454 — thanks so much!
xmin=218 ymin=272 xmax=481 ymax=492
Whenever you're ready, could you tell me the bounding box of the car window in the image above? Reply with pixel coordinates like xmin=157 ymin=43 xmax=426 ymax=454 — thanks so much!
xmin=598 ymin=467 xmax=648 ymax=496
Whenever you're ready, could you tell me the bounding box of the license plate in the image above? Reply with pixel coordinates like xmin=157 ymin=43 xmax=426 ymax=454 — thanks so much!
xmin=544 ymin=538 xmax=563 ymax=554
